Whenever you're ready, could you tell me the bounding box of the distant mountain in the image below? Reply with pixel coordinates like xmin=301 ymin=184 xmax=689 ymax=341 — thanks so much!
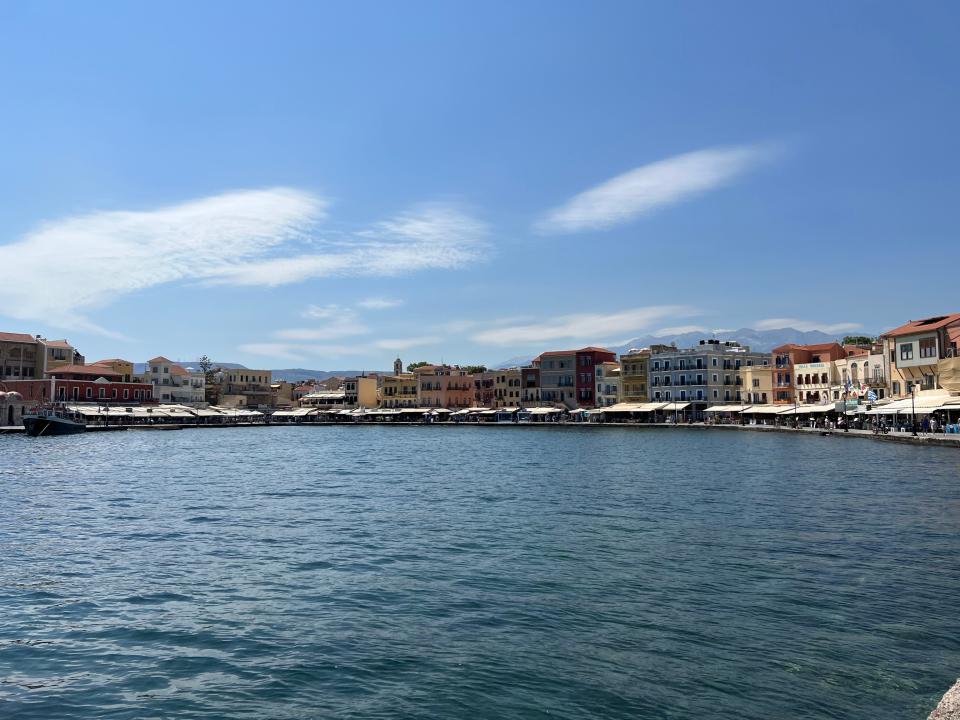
xmin=133 ymin=361 xmax=246 ymax=374
xmin=270 ymin=368 xmax=390 ymax=382
xmin=493 ymin=327 xmax=854 ymax=368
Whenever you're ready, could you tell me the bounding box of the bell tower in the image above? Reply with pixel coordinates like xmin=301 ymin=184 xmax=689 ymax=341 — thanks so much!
xmin=393 ymin=357 xmax=403 ymax=376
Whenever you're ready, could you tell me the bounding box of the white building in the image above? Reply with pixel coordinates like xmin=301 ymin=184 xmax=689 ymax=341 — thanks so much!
xmin=145 ymin=356 xmax=205 ymax=405
xmin=595 ymin=361 xmax=620 ymax=407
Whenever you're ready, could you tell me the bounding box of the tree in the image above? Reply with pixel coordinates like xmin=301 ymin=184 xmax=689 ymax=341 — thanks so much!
xmin=407 ymin=361 xmax=430 ymax=372
xmin=463 ymin=365 xmax=488 ymax=374
xmin=198 ymin=355 xmax=220 ymax=404
xmin=842 ymin=335 xmax=875 ymax=347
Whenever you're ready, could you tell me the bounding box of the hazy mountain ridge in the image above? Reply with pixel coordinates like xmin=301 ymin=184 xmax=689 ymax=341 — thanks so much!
xmin=493 ymin=327 xmax=855 ymax=368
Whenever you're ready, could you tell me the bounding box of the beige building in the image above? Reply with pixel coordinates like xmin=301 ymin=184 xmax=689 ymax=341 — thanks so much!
xmin=881 ymin=314 xmax=960 ymax=398
xmin=222 ymin=368 xmax=274 ymax=407
xmin=493 ymin=368 xmax=522 ymax=408
xmin=344 ymin=376 xmax=378 ymax=408
xmin=414 ymin=365 xmax=474 ymax=409
xmin=0 ymin=332 xmax=43 ymax=381
xmin=740 ymin=364 xmax=772 ymax=404
xmin=381 ymin=373 xmax=418 ymax=408
xmin=619 ymin=348 xmax=650 ymax=403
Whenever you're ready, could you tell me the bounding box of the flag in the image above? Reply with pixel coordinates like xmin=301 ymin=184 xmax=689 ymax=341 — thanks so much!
xmin=867 ymin=389 xmax=878 ymax=402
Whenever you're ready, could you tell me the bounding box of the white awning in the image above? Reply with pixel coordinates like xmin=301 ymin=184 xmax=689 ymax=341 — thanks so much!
xmin=528 ymin=407 xmax=563 ymax=415
xmin=661 ymin=402 xmax=690 ymax=411
xmin=705 ymin=404 xmax=748 ymax=413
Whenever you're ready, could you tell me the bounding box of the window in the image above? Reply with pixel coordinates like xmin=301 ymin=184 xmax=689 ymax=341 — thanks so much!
xmin=892 ymin=381 xmax=900 ymax=396
xmin=712 ymin=390 xmax=718 ymax=399
xmin=752 ymin=379 xmax=760 ymax=388
xmin=712 ymin=358 xmax=718 ymax=367
xmin=99 ymin=388 xmax=105 ymax=399
xmin=920 ymin=337 xmax=937 ymax=358
xmin=900 ymin=343 xmax=913 ymax=361
xmin=86 ymin=387 xmax=93 ymax=398
xmin=712 ymin=374 xmax=718 ymax=382
xmin=163 ymin=367 xmax=169 ymax=373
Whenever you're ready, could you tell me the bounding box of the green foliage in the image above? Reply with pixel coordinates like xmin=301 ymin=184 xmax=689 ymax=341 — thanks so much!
xmin=406 ymin=361 xmax=430 ymax=372
xmin=842 ymin=335 xmax=875 ymax=347
xmin=462 ymin=365 xmax=488 ymax=374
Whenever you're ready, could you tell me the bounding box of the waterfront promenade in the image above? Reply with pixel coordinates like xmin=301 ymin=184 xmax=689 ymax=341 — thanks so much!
xmin=4 ymin=419 xmax=960 ymax=448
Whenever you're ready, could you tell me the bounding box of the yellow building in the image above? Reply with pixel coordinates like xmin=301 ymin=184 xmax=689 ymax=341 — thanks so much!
xmin=740 ymin=364 xmax=772 ymax=404
xmin=344 ymin=376 xmax=378 ymax=408
xmin=494 ymin=368 xmax=521 ymax=408
xmin=381 ymin=373 xmax=419 ymax=408
xmin=619 ymin=349 xmax=649 ymax=402
xmin=91 ymin=358 xmax=135 ymax=383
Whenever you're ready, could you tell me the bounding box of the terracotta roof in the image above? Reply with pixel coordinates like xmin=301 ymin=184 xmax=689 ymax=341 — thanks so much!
xmin=0 ymin=332 xmax=38 ymax=344
xmin=48 ymin=364 xmax=121 ymax=378
xmin=169 ymin=365 xmax=190 ymax=377
xmin=148 ymin=356 xmax=175 ymax=364
xmin=577 ymin=346 xmax=615 ymax=354
xmin=536 ymin=350 xmax=577 ymax=358
xmin=881 ymin=313 xmax=960 ymax=338
xmin=44 ymin=339 xmax=74 ymax=349
xmin=843 ymin=346 xmax=869 ymax=357
xmin=92 ymin=358 xmax=131 ymax=365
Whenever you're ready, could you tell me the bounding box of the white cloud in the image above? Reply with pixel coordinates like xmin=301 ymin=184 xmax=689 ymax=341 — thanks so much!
xmin=302 ymin=304 xmax=346 ymax=319
xmin=357 ymin=297 xmax=403 ymax=310
xmin=471 ymin=305 xmax=698 ymax=346
xmin=753 ymin=318 xmax=861 ymax=334
xmin=216 ymin=202 xmax=487 ymax=286
xmin=374 ymin=336 xmax=441 ymax=350
xmin=653 ymin=325 xmax=708 ymax=337
xmin=0 ymin=192 xmax=486 ymax=334
xmin=534 ymin=143 xmax=777 ymax=234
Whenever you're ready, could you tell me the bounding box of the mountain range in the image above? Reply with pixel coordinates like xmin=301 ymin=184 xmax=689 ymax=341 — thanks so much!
xmin=493 ymin=327 xmax=863 ymax=368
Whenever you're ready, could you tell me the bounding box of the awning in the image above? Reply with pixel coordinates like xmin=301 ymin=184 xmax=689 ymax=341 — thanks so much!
xmin=528 ymin=407 xmax=563 ymax=415
xmin=742 ymin=405 xmax=791 ymax=414
xmin=705 ymin=404 xmax=748 ymax=413
xmin=661 ymin=402 xmax=690 ymax=411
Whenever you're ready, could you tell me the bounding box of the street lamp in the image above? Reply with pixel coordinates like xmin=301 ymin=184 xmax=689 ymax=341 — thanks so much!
xmin=911 ymin=382 xmax=917 ymax=436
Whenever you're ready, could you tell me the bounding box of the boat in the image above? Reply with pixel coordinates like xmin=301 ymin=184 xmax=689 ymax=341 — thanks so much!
xmin=23 ymin=407 xmax=86 ymax=436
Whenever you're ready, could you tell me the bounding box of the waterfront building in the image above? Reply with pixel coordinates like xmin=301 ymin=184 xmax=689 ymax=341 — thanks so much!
xmin=90 ymin=358 xmax=135 ymax=382
xmin=772 ymin=342 xmax=847 ymax=404
xmin=381 ymin=373 xmax=418 ymax=408
xmin=880 ymin=313 xmax=960 ymax=398
xmin=493 ymin=368 xmax=521 ymax=408
xmin=740 ymin=363 xmax=772 ymax=404
xmin=3 ymin=363 xmax=154 ymax=405
xmin=474 ymin=371 xmax=496 ymax=408
xmin=299 ymin=390 xmax=348 ymax=410
xmin=534 ymin=347 xmax=616 ymax=408
xmin=344 ymin=376 xmax=378 ymax=408
xmin=222 ymin=368 xmax=274 ymax=408
xmin=414 ymin=364 xmax=474 ymax=409
xmin=619 ymin=348 xmax=650 ymax=403
xmin=0 ymin=384 xmax=25 ymax=426
xmin=144 ymin=356 xmax=205 ymax=405
xmin=595 ymin=361 xmax=620 ymax=407
xmin=271 ymin=381 xmax=295 ymax=409
xmin=521 ymin=367 xmax=541 ymax=406
xmin=0 ymin=332 xmax=43 ymax=380
xmin=43 ymin=339 xmax=82 ymax=371
xmin=649 ymin=340 xmax=769 ymax=417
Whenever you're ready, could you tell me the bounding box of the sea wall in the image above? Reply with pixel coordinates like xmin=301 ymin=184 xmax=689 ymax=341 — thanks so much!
xmin=929 ymin=679 xmax=960 ymax=719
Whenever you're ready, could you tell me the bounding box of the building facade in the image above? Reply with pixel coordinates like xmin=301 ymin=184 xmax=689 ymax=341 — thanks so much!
xmin=595 ymin=361 xmax=620 ymax=407
xmin=881 ymin=313 xmax=960 ymax=397
xmin=619 ymin=348 xmax=650 ymax=403
xmin=144 ymin=357 xmax=204 ymax=405
xmin=649 ymin=340 xmax=769 ymax=414
xmin=344 ymin=376 xmax=378 ymax=408
xmin=414 ymin=365 xmax=475 ymax=409
xmin=222 ymin=368 xmax=274 ymax=407
xmin=381 ymin=374 xmax=418 ymax=408
xmin=740 ymin=363 xmax=772 ymax=404
xmin=521 ymin=367 xmax=541 ymax=406
xmin=0 ymin=332 xmax=43 ymax=381
xmin=493 ymin=368 xmax=522 ymax=408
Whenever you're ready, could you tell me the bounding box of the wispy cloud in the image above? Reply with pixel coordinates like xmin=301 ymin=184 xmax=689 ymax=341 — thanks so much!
xmin=471 ymin=305 xmax=698 ymax=347
xmin=358 ymin=297 xmax=403 ymax=310
xmin=753 ymin=318 xmax=861 ymax=334
xmin=534 ymin=143 xmax=777 ymax=234
xmin=237 ymin=343 xmax=308 ymax=362
xmin=653 ymin=325 xmax=708 ymax=337
xmin=0 ymin=191 xmax=486 ymax=334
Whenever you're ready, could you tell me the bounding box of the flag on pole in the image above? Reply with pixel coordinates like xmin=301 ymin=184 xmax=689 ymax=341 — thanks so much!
xmin=867 ymin=389 xmax=878 ymax=402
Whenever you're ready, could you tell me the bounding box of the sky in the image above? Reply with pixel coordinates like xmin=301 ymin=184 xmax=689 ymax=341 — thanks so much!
xmin=1 ymin=1 xmax=958 ymax=369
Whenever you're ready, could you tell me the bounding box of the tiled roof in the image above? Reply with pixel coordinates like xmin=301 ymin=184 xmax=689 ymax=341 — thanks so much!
xmin=169 ymin=365 xmax=190 ymax=377
xmin=881 ymin=313 xmax=960 ymax=338
xmin=44 ymin=339 xmax=74 ymax=349
xmin=92 ymin=358 xmax=131 ymax=365
xmin=148 ymin=356 xmax=174 ymax=364
xmin=48 ymin=364 xmax=121 ymax=378
xmin=0 ymin=332 xmax=38 ymax=344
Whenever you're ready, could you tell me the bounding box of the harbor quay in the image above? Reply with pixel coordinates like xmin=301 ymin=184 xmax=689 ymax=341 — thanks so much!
xmin=3 ymin=313 xmax=960 ymax=438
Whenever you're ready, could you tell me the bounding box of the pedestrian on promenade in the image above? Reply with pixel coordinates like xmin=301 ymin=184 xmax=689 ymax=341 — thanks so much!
xmin=921 ymin=416 xmax=931 ymax=434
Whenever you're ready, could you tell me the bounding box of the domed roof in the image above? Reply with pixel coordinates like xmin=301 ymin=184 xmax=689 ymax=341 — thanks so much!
xmin=5 ymin=391 xmax=22 ymax=400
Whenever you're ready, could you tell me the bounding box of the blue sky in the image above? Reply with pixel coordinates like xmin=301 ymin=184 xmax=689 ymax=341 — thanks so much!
xmin=1 ymin=1 xmax=957 ymax=369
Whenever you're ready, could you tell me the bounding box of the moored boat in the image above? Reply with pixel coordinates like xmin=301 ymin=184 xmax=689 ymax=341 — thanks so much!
xmin=23 ymin=407 xmax=86 ymax=436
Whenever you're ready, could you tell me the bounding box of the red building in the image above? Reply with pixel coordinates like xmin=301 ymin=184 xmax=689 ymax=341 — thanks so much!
xmin=575 ymin=347 xmax=617 ymax=407
xmin=771 ymin=342 xmax=848 ymax=404
xmin=3 ymin=364 xmax=154 ymax=406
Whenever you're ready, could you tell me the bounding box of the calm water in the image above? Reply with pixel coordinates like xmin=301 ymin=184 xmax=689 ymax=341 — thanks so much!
xmin=1 ymin=427 xmax=958 ymax=719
